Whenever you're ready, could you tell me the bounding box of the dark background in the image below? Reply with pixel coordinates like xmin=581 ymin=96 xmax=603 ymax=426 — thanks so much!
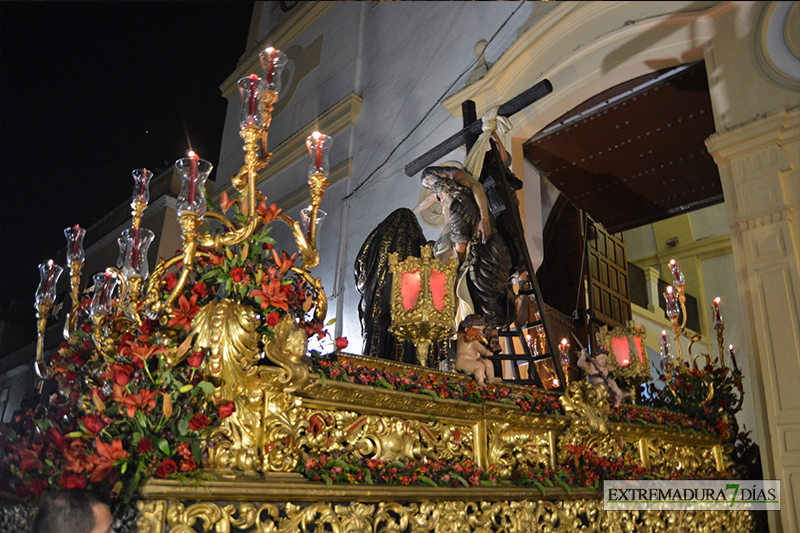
xmin=0 ymin=2 xmax=254 ymax=338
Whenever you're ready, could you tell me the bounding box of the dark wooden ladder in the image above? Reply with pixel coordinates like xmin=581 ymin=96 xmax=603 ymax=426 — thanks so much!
xmin=461 ymin=100 xmax=567 ymax=391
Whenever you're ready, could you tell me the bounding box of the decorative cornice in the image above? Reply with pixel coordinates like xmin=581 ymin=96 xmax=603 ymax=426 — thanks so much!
xmin=139 ymin=476 xmax=594 ymax=503
xmin=705 ymin=106 xmax=800 ymax=163
xmin=220 ymin=2 xmax=336 ymax=99
xmin=215 ymin=93 xmax=362 ymax=199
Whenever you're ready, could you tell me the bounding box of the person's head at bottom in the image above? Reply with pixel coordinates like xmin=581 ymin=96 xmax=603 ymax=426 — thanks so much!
xmin=33 ymin=489 xmax=115 ymax=533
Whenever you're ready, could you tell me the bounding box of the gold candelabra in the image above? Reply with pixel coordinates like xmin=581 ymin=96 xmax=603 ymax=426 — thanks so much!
xmin=33 ymin=46 xmax=330 ymax=380
xmin=660 ymin=259 xmax=736 ymax=387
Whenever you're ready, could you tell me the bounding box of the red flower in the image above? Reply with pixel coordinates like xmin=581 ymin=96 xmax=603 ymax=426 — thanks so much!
xmin=257 ymin=200 xmax=281 ymax=225
xmin=250 ymin=279 xmax=289 ymax=311
xmin=47 ymin=427 xmax=69 ymax=453
xmin=167 ymin=293 xmax=201 ymax=329
xmin=164 ymin=272 xmax=178 ymax=291
xmin=220 ymin=191 xmax=238 ymax=213
xmin=136 ymin=437 xmax=153 ymax=454
xmin=230 ymin=267 xmax=248 ymax=284
xmin=113 ymin=384 xmax=159 ymax=418
xmin=154 ymin=459 xmax=177 ymax=478
xmin=90 ymin=438 xmax=129 ymax=483
xmin=80 ymin=415 xmax=107 ymax=435
xmin=59 ymin=473 xmax=88 ymax=489
xmin=218 ymin=401 xmax=236 ymax=419
xmin=30 ymin=479 xmax=49 ymax=497
xmin=192 ymin=282 xmax=208 ymax=299
xmin=272 ymin=249 xmax=296 ymax=276
xmin=266 ymin=312 xmax=280 ymax=327
xmin=109 ymin=363 xmax=134 ymax=387
xmin=335 ymin=337 xmax=349 ymax=351
xmin=187 ymin=351 xmax=205 ymax=368
xmin=188 ymin=413 xmax=209 ymax=431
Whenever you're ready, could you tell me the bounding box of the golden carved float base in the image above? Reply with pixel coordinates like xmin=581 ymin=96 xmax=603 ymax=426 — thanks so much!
xmin=136 ymin=479 xmax=756 ymax=532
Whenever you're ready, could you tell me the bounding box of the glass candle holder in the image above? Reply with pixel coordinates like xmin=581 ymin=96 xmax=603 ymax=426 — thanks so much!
xmin=90 ymin=270 xmax=119 ymax=318
xmin=64 ymin=225 xmax=86 ymax=266
xmin=35 ymin=260 xmax=63 ymax=307
xmin=668 ymin=259 xmax=685 ymax=286
xmin=176 ymin=152 xmax=213 ymax=216
xmin=711 ymin=297 xmax=723 ymax=327
xmin=132 ymin=168 xmax=152 ymax=206
xmin=663 ymin=286 xmax=680 ymax=319
xmin=660 ymin=329 xmax=673 ymax=363
xmin=306 ymin=132 xmax=331 ymax=177
xmin=238 ymin=74 xmax=267 ymax=129
xmin=259 ymin=47 xmax=288 ymax=94
xmin=118 ymin=227 xmax=155 ymax=278
xmin=300 ymin=206 xmax=327 ymax=235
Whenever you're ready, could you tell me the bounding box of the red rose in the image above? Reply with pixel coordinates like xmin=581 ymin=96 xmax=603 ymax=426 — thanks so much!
xmin=154 ymin=459 xmax=177 ymax=478
xmin=192 ymin=282 xmax=208 ymax=299
xmin=187 ymin=351 xmax=204 ymax=368
xmin=266 ymin=312 xmax=280 ymax=327
xmin=188 ymin=413 xmax=209 ymax=431
xmin=81 ymin=415 xmax=106 ymax=435
xmin=31 ymin=479 xmax=49 ymax=497
xmin=165 ymin=272 xmax=178 ymax=291
xmin=335 ymin=337 xmax=348 ymax=351
xmin=65 ymin=371 xmax=77 ymax=382
xmin=111 ymin=364 xmax=134 ymax=387
xmin=136 ymin=437 xmax=153 ymax=454
xmin=218 ymin=401 xmax=236 ymax=419
xmin=47 ymin=427 xmax=68 ymax=453
xmin=79 ymin=323 xmax=93 ymax=334
xmin=230 ymin=268 xmax=246 ymax=283
xmin=59 ymin=473 xmax=88 ymax=489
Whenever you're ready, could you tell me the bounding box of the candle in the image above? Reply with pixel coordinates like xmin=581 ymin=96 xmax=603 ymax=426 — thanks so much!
xmin=248 ymin=74 xmax=258 ymax=120
xmin=44 ymin=260 xmax=55 ymax=295
xmin=72 ymin=225 xmax=81 ymax=258
xmin=559 ymin=338 xmax=568 ymax=354
xmin=312 ymin=132 xmax=323 ymax=170
xmin=664 ymin=285 xmax=675 ymax=311
xmin=188 ymin=151 xmax=199 ymax=205
xmin=669 ymin=259 xmax=684 ymax=285
xmin=131 ymin=227 xmax=140 ymax=271
xmin=138 ymin=169 xmax=147 ymax=198
xmin=712 ymin=297 xmax=722 ymax=325
xmin=660 ymin=330 xmax=672 ymax=372
xmin=264 ymin=48 xmax=275 ymax=85
xmin=728 ymin=344 xmax=739 ymax=372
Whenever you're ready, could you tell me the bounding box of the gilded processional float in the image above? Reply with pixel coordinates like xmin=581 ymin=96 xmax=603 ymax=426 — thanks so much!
xmin=0 ymin=47 xmax=762 ymax=532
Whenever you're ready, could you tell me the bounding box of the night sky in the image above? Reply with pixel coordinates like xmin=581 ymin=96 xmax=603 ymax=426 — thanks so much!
xmin=0 ymin=2 xmax=254 ymax=326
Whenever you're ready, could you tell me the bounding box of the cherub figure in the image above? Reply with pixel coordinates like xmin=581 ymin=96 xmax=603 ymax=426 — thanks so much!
xmin=577 ymin=348 xmax=631 ymax=408
xmin=455 ymin=314 xmax=502 ymax=387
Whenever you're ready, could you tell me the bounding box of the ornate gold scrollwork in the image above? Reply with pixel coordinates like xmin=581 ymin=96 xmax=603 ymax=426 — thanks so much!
xmin=135 ymin=500 xmax=165 ymax=533
xmin=193 ymin=299 xmax=263 ymax=472
xmin=645 ymin=438 xmax=719 ymax=477
xmin=140 ymin=498 xmax=755 ymax=533
xmin=488 ymin=421 xmax=552 ymax=477
xmin=558 ymin=381 xmax=621 ymax=463
xmin=264 ymin=314 xmax=314 ymax=393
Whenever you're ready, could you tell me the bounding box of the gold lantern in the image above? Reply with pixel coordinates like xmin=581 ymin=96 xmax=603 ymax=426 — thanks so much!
xmin=388 ymin=246 xmax=457 ymax=367
xmin=595 ymin=321 xmax=650 ymax=399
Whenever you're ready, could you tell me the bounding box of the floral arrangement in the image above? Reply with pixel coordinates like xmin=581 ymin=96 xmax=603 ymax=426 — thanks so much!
xmin=310 ymin=353 xmax=564 ymax=416
xmin=640 ymin=363 xmax=744 ymax=439
xmin=0 ymin=195 xmax=331 ymax=502
xmin=295 ymin=443 xmax=732 ymax=494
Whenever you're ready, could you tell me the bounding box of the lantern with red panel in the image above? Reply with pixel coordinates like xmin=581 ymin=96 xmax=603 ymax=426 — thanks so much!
xmin=595 ymin=322 xmax=650 ymax=400
xmin=388 ymin=246 xmax=457 ymax=368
